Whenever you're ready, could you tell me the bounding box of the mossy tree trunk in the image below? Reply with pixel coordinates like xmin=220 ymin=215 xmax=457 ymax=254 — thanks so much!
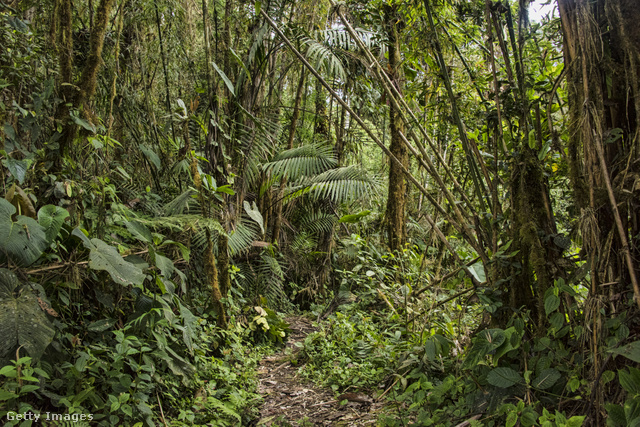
xmin=55 ymin=0 xmax=117 ymax=162
xmin=384 ymin=4 xmax=409 ymax=253
xmin=558 ymin=0 xmax=640 ymax=306
xmin=558 ymin=0 xmax=640 ymax=416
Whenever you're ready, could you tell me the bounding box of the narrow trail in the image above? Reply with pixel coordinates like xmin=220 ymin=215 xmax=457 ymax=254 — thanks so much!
xmin=254 ymin=316 xmax=383 ymax=426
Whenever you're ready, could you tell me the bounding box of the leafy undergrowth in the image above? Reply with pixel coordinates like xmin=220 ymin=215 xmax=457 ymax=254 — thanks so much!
xmin=291 ymin=242 xmax=640 ymax=427
xmin=0 ymin=308 xmax=276 ymax=426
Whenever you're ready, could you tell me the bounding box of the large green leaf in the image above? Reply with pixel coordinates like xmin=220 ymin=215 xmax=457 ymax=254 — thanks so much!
xmin=5 ymin=158 xmax=28 ymax=184
xmin=339 ymin=210 xmax=371 ymax=223
xmin=73 ymin=228 xmax=145 ymax=287
xmin=211 ymin=60 xmax=235 ymax=96
xmin=140 ymin=145 xmax=161 ymax=170
xmin=37 ymin=205 xmax=69 ymax=243
xmin=125 ymin=220 xmax=153 ymax=243
xmin=0 ymin=198 xmax=48 ymax=267
xmin=619 ymin=367 xmax=640 ymax=395
xmin=532 ymin=368 xmax=561 ymax=390
xmin=468 ymin=261 xmax=486 ymax=283
xmin=487 ymin=367 xmax=523 ymax=388
xmin=463 ymin=328 xmax=506 ymax=369
xmin=0 ymin=269 xmax=55 ymax=359
xmin=544 ymin=294 xmax=560 ymax=315
xmin=609 ymin=340 xmax=640 ymax=363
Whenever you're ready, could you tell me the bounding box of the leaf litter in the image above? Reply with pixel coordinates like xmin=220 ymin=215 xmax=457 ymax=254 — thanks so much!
xmin=254 ymin=316 xmax=383 ymax=426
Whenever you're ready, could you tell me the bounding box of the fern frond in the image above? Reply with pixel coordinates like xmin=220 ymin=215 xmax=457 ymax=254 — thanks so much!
xmin=318 ymin=27 xmax=377 ymax=51
xmin=235 ymin=109 xmax=282 ymax=190
xmin=315 ymin=28 xmax=386 ymax=58
xmin=227 ymin=220 xmax=260 ymax=256
xmin=264 ymin=143 xmax=337 ymax=181
xmin=291 ymin=231 xmax=317 ymax=253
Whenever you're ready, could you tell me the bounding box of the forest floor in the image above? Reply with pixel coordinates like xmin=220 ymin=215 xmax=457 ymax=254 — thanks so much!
xmin=254 ymin=316 xmax=384 ymax=426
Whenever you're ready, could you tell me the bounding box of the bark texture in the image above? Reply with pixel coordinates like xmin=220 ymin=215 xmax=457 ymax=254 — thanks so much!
xmin=384 ymin=4 xmax=409 ymax=253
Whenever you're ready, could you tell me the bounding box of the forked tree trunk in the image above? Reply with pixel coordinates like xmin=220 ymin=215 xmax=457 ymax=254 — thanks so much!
xmin=55 ymin=0 xmax=116 ymax=161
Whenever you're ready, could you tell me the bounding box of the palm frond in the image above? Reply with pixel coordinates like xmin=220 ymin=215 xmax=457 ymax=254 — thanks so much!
xmin=264 ymin=143 xmax=337 ymax=181
xmin=301 ymin=36 xmax=347 ymax=81
xmin=307 ymin=166 xmax=380 ymax=204
xmin=227 ymin=219 xmax=261 ymax=256
xmin=318 ymin=28 xmax=378 ymax=51
xmin=256 ymin=251 xmax=289 ymax=310
xmin=236 ymin=109 xmax=282 ymax=191
xmin=291 ymin=231 xmax=317 ymax=254
xmin=162 ymin=189 xmax=197 ymax=216
xmin=298 ymin=211 xmax=337 ymax=235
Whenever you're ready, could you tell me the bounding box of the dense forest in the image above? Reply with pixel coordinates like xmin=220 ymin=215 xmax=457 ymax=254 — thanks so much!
xmin=1 ymin=0 xmax=639 ymax=425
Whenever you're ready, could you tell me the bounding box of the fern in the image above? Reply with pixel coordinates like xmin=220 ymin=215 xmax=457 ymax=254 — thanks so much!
xmin=235 ymin=109 xmax=282 ymax=191
xmin=255 ymin=251 xmax=289 ymax=311
xmin=207 ymin=396 xmax=242 ymax=424
xmin=318 ymin=27 xmax=378 ymax=51
xmin=227 ymin=219 xmax=261 ymax=256
xmin=290 ymin=231 xmax=317 ymax=254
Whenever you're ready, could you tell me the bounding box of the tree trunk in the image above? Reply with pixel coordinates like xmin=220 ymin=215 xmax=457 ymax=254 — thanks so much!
xmin=55 ymin=0 xmax=116 ymax=161
xmin=558 ymin=0 xmax=640 ymax=307
xmin=558 ymin=0 xmax=640 ymax=419
xmin=272 ymin=67 xmax=306 ymax=244
xmin=384 ymin=4 xmax=409 ymax=253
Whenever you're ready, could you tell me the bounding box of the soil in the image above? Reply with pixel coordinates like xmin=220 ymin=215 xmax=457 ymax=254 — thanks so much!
xmin=254 ymin=316 xmax=384 ymax=426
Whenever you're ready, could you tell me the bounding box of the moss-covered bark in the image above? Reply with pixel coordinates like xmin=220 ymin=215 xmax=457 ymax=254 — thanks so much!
xmin=509 ymin=150 xmax=560 ymax=329
xmin=55 ymin=0 xmax=116 ymax=160
xmin=559 ymin=0 xmax=640 ymax=302
xmin=384 ymin=4 xmax=409 ymax=253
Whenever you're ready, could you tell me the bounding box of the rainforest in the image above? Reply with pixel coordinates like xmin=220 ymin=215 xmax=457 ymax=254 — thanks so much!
xmin=0 ymin=0 xmax=639 ymax=425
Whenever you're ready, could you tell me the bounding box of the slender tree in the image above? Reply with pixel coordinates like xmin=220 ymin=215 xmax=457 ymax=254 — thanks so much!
xmin=383 ymin=4 xmax=409 ymax=252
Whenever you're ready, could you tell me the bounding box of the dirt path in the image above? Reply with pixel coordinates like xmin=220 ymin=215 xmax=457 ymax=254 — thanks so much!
xmin=254 ymin=316 xmax=382 ymax=426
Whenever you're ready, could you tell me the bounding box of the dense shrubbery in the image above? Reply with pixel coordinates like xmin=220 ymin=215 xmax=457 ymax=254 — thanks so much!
xmin=2 ymin=1 xmax=640 ymax=426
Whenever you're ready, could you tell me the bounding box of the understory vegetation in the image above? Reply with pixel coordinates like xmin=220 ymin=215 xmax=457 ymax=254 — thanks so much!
xmin=1 ymin=0 xmax=639 ymax=426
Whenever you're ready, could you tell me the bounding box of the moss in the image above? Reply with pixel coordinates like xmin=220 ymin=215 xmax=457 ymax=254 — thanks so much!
xmin=218 ymin=234 xmax=231 ymax=298
xmin=383 ymin=4 xmax=409 ymax=253
xmin=205 ymin=229 xmax=227 ymax=329
xmin=508 ymin=150 xmax=559 ymax=329
xmin=76 ymin=0 xmax=117 ymax=106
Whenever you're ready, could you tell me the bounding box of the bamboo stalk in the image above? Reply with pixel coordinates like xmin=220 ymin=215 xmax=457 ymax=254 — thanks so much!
xmin=259 ymin=8 xmax=480 ymax=283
